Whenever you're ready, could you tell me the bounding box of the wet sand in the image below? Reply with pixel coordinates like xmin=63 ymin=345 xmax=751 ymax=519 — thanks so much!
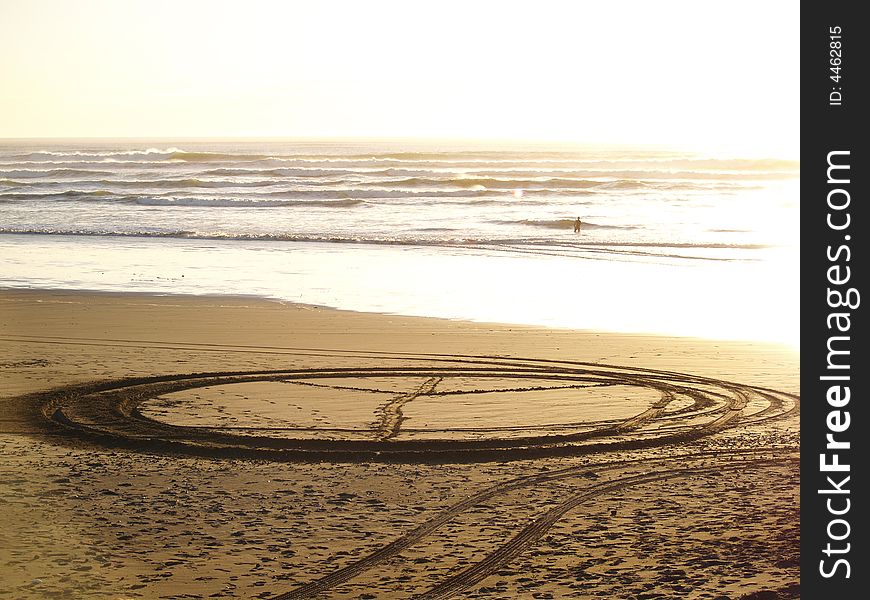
xmin=0 ymin=289 xmax=799 ymax=599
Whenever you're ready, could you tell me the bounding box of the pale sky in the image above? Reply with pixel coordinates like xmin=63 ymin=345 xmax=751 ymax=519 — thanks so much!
xmin=0 ymin=0 xmax=799 ymax=155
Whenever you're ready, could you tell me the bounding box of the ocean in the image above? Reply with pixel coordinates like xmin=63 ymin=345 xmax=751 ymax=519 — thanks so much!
xmin=0 ymin=139 xmax=799 ymax=346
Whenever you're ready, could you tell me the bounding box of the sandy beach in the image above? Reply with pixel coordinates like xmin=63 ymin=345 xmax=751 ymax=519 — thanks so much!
xmin=0 ymin=289 xmax=799 ymax=599
xmin=1 ymin=2 xmax=803 ymax=596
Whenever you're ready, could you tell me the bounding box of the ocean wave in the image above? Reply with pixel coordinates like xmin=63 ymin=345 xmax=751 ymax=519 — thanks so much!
xmin=196 ymin=166 xmax=791 ymax=182
xmin=202 ymin=167 xmax=470 ymax=179
xmin=592 ymin=241 xmax=770 ymax=249
xmin=0 ymin=227 xmax=771 ymax=252
xmin=313 ymin=151 xmax=681 ymax=162
xmin=0 ymin=228 xmax=489 ymax=245
xmin=133 ymin=197 xmax=367 ymax=208
xmin=437 ymin=176 xmax=731 ymax=191
xmin=2 ymin=161 xmax=790 ymax=188
xmin=202 ymin=167 xmax=369 ymax=178
xmin=197 ymin=167 xmax=667 ymax=185
xmin=499 ymin=219 xmax=639 ymax=231
xmin=1 ymin=168 xmax=114 ymax=178
xmin=95 ymin=177 xmax=284 ymax=189
xmin=0 ymin=159 xmax=184 ymax=168
xmin=4 ymin=148 xmax=798 ymax=172
xmin=66 ymin=154 xmax=788 ymax=173
xmin=0 ymin=190 xmax=117 ymax=200
xmin=255 ymin=188 xmax=503 ymax=200
xmin=592 ymin=179 xmax=654 ymax=190
xmin=368 ymin=177 xmax=608 ymax=190
xmin=129 ymin=189 xmax=534 ymax=203
xmin=1 ymin=188 xmax=518 ymax=204
xmin=0 ymin=227 xmax=536 ymax=247
xmin=168 ymin=151 xmax=270 ymax=162
xmin=1 ymin=189 xmax=379 ymax=205
xmin=16 ymin=148 xmax=185 ymax=159
xmin=470 ymin=169 xmax=794 ymax=181
xmin=0 ymin=177 xmax=757 ymax=206
xmin=5 ymin=177 xmax=289 ymax=190
xmin=270 ymin=155 xmax=799 ymax=170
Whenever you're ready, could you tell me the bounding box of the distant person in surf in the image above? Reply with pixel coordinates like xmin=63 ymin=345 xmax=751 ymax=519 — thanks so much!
xmin=573 ymin=217 xmax=582 ymax=233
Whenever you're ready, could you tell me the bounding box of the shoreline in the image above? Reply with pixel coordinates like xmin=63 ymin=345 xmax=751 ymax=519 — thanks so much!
xmin=0 ymin=285 xmax=799 ymax=353
xmin=0 ymin=227 xmax=801 ymax=348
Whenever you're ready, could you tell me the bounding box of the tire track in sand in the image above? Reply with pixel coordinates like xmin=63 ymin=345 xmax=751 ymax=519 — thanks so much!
xmin=372 ymin=377 xmax=442 ymax=441
xmin=5 ymin=352 xmax=799 ymax=597
xmin=21 ymin=356 xmax=796 ymax=462
xmin=411 ymin=453 xmax=797 ymax=600
xmin=272 ymin=449 xmax=795 ymax=599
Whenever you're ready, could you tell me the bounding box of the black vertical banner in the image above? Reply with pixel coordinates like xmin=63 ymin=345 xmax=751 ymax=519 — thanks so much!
xmin=802 ymin=3 xmax=867 ymax=597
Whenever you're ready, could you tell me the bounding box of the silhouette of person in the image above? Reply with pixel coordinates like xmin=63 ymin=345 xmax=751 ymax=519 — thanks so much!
xmin=574 ymin=217 xmax=582 ymax=233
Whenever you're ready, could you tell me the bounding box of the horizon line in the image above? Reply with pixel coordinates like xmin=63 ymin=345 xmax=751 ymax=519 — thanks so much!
xmin=0 ymin=136 xmax=799 ymax=159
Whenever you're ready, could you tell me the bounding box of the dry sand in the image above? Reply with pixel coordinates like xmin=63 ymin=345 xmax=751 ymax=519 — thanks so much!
xmin=0 ymin=289 xmax=799 ymax=599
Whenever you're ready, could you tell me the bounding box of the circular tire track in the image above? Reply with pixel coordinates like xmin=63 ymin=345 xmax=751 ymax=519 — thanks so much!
xmin=22 ymin=355 xmax=798 ymax=463
xmin=11 ymin=352 xmax=799 ymax=599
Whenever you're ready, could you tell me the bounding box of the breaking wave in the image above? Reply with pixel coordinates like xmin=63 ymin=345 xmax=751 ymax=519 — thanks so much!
xmin=133 ymin=197 xmax=367 ymax=208
xmin=1 ymin=168 xmax=114 ymax=178
xmin=0 ymin=227 xmax=772 ymax=252
xmin=499 ymin=219 xmax=640 ymax=231
xmin=17 ymin=148 xmax=184 ymax=159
